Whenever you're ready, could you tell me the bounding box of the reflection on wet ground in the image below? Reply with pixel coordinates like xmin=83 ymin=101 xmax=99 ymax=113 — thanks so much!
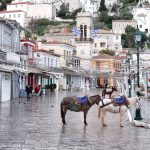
xmin=0 ymin=89 xmax=150 ymax=149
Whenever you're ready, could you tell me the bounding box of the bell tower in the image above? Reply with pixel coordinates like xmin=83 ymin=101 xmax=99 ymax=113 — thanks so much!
xmin=75 ymin=11 xmax=93 ymax=70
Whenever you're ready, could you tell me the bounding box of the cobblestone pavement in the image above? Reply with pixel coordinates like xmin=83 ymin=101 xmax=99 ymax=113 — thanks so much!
xmin=0 ymin=89 xmax=150 ymax=150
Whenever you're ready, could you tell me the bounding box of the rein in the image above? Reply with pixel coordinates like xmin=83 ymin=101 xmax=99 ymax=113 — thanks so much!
xmin=100 ymin=101 xmax=112 ymax=108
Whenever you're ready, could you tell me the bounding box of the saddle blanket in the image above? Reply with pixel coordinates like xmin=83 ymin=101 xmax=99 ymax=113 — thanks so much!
xmin=76 ymin=96 xmax=88 ymax=104
xmin=113 ymin=96 xmax=126 ymax=104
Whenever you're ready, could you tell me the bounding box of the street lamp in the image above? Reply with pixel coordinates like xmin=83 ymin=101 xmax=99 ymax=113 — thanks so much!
xmin=127 ymin=50 xmax=131 ymax=98
xmin=134 ymin=30 xmax=142 ymax=120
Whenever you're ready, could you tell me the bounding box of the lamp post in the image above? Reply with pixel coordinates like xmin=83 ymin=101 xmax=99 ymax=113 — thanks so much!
xmin=127 ymin=50 xmax=131 ymax=98
xmin=134 ymin=30 xmax=142 ymax=120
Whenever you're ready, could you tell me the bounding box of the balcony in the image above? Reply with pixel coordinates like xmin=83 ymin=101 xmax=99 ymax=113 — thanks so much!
xmin=75 ymin=38 xmax=93 ymax=43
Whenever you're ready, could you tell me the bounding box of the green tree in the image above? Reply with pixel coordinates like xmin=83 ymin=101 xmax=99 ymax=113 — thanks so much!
xmin=99 ymin=0 xmax=107 ymax=12
xmin=57 ymin=3 xmax=69 ymax=19
xmin=99 ymin=11 xmax=115 ymax=29
xmin=24 ymin=31 xmax=32 ymax=39
xmin=0 ymin=0 xmax=12 ymax=10
xmin=99 ymin=49 xmax=115 ymax=56
xmin=121 ymin=25 xmax=147 ymax=48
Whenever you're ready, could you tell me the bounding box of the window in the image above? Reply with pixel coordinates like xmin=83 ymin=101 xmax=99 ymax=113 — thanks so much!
xmin=44 ymin=57 xmax=46 ymax=66
xmin=74 ymin=59 xmax=80 ymax=69
xmin=145 ymin=29 xmax=148 ymax=33
xmin=104 ymin=63 xmax=108 ymax=69
xmin=140 ymin=25 xmax=142 ymax=28
xmin=94 ymin=43 xmax=97 ymax=47
xmin=84 ymin=25 xmax=87 ymax=40
xmin=80 ymin=25 xmax=83 ymax=40
xmin=9 ymin=14 xmax=11 ymax=18
xmin=116 ymin=36 xmax=118 ymax=40
xmin=18 ymin=14 xmax=20 ymax=18
xmin=64 ymin=50 xmax=66 ymax=60
xmin=96 ymin=62 xmax=100 ymax=70
xmin=100 ymin=42 xmax=106 ymax=47
xmin=48 ymin=58 xmax=50 ymax=67
xmin=14 ymin=14 xmax=15 ymax=18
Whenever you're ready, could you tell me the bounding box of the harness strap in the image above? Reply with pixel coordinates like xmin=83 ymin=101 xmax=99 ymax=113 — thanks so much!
xmin=119 ymin=106 xmax=121 ymax=113
xmin=100 ymin=102 xmax=112 ymax=108
xmin=101 ymin=99 xmax=104 ymax=106
xmin=125 ymin=104 xmax=129 ymax=109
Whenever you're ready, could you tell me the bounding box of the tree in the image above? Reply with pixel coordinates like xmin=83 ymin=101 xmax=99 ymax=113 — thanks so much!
xmin=57 ymin=3 xmax=69 ymax=19
xmin=121 ymin=25 xmax=147 ymax=48
xmin=99 ymin=11 xmax=115 ymax=29
xmin=24 ymin=31 xmax=32 ymax=39
xmin=0 ymin=0 xmax=12 ymax=10
xmin=99 ymin=0 xmax=107 ymax=12
xmin=99 ymin=49 xmax=115 ymax=56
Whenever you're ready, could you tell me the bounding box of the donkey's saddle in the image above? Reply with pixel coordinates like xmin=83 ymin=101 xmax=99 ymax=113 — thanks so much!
xmin=112 ymin=96 xmax=129 ymax=106
xmin=76 ymin=96 xmax=88 ymax=104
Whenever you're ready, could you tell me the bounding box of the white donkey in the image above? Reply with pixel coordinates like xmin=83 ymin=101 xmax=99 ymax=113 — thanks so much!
xmin=98 ymin=97 xmax=140 ymax=127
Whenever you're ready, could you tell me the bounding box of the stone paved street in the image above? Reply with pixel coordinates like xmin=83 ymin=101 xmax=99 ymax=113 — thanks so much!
xmin=0 ymin=89 xmax=150 ymax=150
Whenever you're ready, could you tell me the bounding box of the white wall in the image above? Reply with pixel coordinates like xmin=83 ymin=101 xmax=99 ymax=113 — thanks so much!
xmin=133 ymin=7 xmax=150 ymax=34
xmin=27 ymin=4 xmax=55 ymax=20
xmin=0 ymin=11 xmax=27 ymax=27
xmin=34 ymin=51 xmax=60 ymax=68
xmin=7 ymin=2 xmax=29 ymax=12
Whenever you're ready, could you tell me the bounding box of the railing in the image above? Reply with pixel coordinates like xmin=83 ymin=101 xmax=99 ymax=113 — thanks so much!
xmin=75 ymin=38 xmax=93 ymax=43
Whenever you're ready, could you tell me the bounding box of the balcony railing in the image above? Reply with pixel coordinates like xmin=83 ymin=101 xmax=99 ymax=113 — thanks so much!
xmin=75 ymin=38 xmax=93 ymax=43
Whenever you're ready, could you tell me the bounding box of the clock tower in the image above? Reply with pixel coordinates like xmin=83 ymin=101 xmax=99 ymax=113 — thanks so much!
xmin=75 ymin=11 xmax=93 ymax=70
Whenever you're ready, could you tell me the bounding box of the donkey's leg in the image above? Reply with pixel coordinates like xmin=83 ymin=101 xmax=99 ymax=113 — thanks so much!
xmin=62 ymin=109 xmax=67 ymax=125
xmin=100 ymin=109 xmax=107 ymax=127
xmin=84 ymin=111 xmax=88 ymax=125
xmin=120 ymin=110 xmax=125 ymax=127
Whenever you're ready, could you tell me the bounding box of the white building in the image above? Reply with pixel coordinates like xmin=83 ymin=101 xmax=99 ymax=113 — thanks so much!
xmin=92 ymin=29 xmax=122 ymax=53
xmin=112 ymin=20 xmax=138 ymax=34
xmin=133 ymin=6 xmax=150 ymax=34
xmin=0 ymin=18 xmax=27 ymax=102
xmin=0 ymin=0 xmax=56 ymax=27
xmin=38 ymin=40 xmax=83 ymax=90
xmin=33 ymin=49 xmax=62 ymax=91
xmin=0 ymin=10 xmax=27 ymax=27
xmin=27 ymin=3 xmax=56 ymax=20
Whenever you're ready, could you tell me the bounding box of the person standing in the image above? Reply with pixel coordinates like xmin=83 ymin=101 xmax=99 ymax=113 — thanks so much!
xmin=26 ymin=85 xmax=31 ymax=101
xmin=104 ymin=82 xmax=108 ymax=89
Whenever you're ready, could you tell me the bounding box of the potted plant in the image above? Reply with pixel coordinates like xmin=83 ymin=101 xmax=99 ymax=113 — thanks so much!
xmin=49 ymin=84 xmax=57 ymax=92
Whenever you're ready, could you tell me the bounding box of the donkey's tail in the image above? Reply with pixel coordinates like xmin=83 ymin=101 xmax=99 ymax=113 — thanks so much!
xmin=98 ymin=106 xmax=101 ymax=118
xmin=60 ymin=103 xmax=63 ymax=118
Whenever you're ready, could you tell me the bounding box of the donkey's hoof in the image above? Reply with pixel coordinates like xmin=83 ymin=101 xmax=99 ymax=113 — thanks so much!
xmin=120 ymin=125 xmax=124 ymax=127
xmin=103 ymin=124 xmax=107 ymax=127
xmin=63 ymin=122 xmax=66 ymax=125
xmin=84 ymin=122 xmax=88 ymax=125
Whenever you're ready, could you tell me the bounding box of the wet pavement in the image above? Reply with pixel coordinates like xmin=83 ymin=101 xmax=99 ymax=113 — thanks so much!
xmin=0 ymin=89 xmax=150 ymax=150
